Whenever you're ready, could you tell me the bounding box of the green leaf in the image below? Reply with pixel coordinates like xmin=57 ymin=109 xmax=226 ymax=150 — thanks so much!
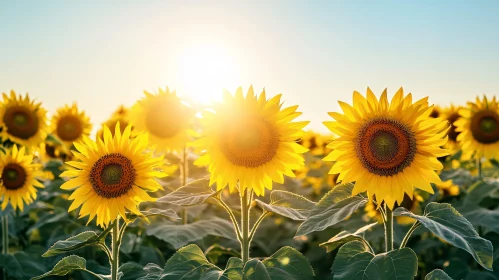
xmin=145 ymin=217 xmax=236 ymax=249
xmin=0 ymin=253 xmax=23 ymax=278
xmin=260 ymin=246 xmax=315 ymax=280
xmin=126 ymin=208 xmax=180 ymax=221
xmin=458 ymin=180 xmax=499 ymax=234
xmin=332 ymin=241 xmax=418 ymax=280
xmin=156 ymin=178 xmax=219 ymax=206
xmin=244 ymin=259 xmax=271 ymax=280
xmin=43 ymin=231 xmax=99 ymax=257
xmin=31 ymin=255 xmax=96 ymax=280
xmin=118 ymin=262 xmax=147 ymax=280
xmin=138 ymin=244 xmax=222 ymax=280
xmin=425 ymin=269 xmax=453 ymax=280
xmin=295 ymin=183 xmax=367 ymax=236
xmin=221 ymin=258 xmax=244 ymax=280
xmin=255 ymin=190 xmax=315 ymax=221
xmin=394 ymin=202 xmax=494 ymax=270
xmin=205 ymin=244 xmax=239 ymax=264
xmin=319 ymin=222 xmax=377 ymax=253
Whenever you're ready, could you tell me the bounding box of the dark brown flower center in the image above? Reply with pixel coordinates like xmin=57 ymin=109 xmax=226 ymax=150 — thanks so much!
xmin=430 ymin=109 xmax=440 ymax=118
xmin=470 ymin=110 xmax=499 ymax=144
xmin=447 ymin=113 xmax=460 ymax=142
xmin=355 ymin=118 xmax=416 ymax=176
xmin=57 ymin=115 xmax=83 ymax=142
xmin=1 ymin=163 xmax=27 ymax=190
xmin=89 ymin=153 xmax=136 ymax=198
xmin=220 ymin=116 xmax=279 ymax=168
xmin=3 ymin=106 xmax=39 ymax=139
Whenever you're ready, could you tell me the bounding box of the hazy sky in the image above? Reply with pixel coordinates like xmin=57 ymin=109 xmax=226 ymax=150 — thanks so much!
xmin=1 ymin=1 xmax=498 ymax=132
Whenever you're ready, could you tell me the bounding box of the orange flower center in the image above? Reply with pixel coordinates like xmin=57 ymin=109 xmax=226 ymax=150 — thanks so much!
xmin=145 ymin=102 xmax=185 ymax=138
xmin=355 ymin=118 xmax=416 ymax=176
xmin=89 ymin=153 xmax=136 ymax=198
xmin=471 ymin=110 xmax=499 ymax=144
xmin=447 ymin=113 xmax=460 ymax=142
xmin=3 ymin=106 xmax=39 ymax=139
xmin=57 ymin=115 xmax=83 ymax=142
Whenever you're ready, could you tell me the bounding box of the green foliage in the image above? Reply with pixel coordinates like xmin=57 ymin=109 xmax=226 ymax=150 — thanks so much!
xmin=320 ymin=223 xmax=377 ymax=253
xmin=157 ymin=178 xmax=219 ymax=206
xmin=31 ymin=255 xmax=95 ymax=280
xmin=332 ymin=241 xmax=418 ymax=280
xmin=255 ymin=190 xmax=315 ymax=221
xmin=394 ymin=202 xmax=494 ymax=270
xmin=425 ymin=269 xmax=452 ymax=280
xmin=296 ymin=183 xmax=368 ymax=236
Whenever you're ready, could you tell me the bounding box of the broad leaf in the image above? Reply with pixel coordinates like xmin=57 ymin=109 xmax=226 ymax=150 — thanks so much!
xmin=31 ymin=255 xmax=97 ymax=280
xmin=458 ymin=180 xmax=499 ymax=234
xmin=118 ymin=262 xmax=147 ymax=280
xmin=157 ymin=178 xmax=218 ymax=206
xmin=332 ymin=241 xmax=418 ymax=280
xmin=126 ymin=208 xmax=180 ymax=221
xmin=244 ymin=259 xmax=271 ymax=280
xmin=255 ymin=190 xmax=315 ymax=221
xmin=0 ymin=253 xmax=23 ymax=278
xmin=138 ymin=244 xmax=222 ymax=280
xmin=43 ymin=231 xmax=99 ymax=257
xmin=320 ymin=223 xmax=377 ymax=253
xmin=145 ymin=217 xmax=236 ymax=249
xmin=394 ymin=202 xmax=493 ymax=270
xmin=259 ymin=246 xmax=315 ymax=280
xmin=425 ymin=269 xmax=452 ymax=280
xmin=221 ymin=258 xmax=244 ymax=279
xmin=296 ymin=183 xmax=367 ymax=236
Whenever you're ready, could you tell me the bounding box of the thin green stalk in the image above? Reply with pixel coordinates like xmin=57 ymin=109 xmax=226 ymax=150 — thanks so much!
xmin=240 ymin=189 xmax=251 ymax=264
xmin=477 ymin=158 xmax=483 ymax=179
xmin=111 ymin=218 xmax=121 ymax=280
xmin=248 ymin=212 xmax=270 ymax=242
xmin=384 ymin=206 xmax=394 ymax=252
xmin=213 ymin=197 xmax=242 ymax=241
xmin=180 ymin=147 xmax=189 ymax=224
xmin=400 ymin=222 xmax=420 ymax=249
xmin=2 ymin=215 xmax=8 ymax=280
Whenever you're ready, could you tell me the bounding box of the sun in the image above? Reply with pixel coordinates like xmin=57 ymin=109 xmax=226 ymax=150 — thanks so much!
xmin=177 ymin=43 xmax=240 ymax=104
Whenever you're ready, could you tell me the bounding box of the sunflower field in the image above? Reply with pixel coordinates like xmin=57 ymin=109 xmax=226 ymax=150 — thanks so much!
xmin=0 ymin=86 xmax=498 ymax=280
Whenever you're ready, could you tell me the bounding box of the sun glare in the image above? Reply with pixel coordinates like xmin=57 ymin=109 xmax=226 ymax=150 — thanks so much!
xmin=177 ymin=43 xmax=240 ymax=104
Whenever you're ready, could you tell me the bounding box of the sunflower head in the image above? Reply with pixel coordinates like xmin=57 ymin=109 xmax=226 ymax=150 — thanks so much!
xmin=435 ymin=179 xmax=460 ymax=197
xmin=429 ymin=105 xmax=442 ymax=118
xmin=324 ymin=87 xmax=449 ymax=209
xmin=0 ymin=90 xmax=48 ymax=149
xmin=130 ymin=87 xmax=194 ymax=153
xmin=97 ymin=117 xmax=132 ymax=140
xmin=0 ymin=145 xmax=44 ymax=211
xmin=194 ymin=86 xmax=309 ymax=196
xmin=59 ymin=123 xmax=166 ymax=227
xmin=50 ymin=103 xmax=92 ymax=148
xmin=455 ymin=95 xmax=499 ymax=160
xmin=440 ymin=104 xmax=463 ymax=152
xmin=298 ymin=131 xmax=329 ymax=156
xmin=112 ymin=105 xmax=129 ymax=118
xmin=39 ymin=142 xmax=73 ymax=163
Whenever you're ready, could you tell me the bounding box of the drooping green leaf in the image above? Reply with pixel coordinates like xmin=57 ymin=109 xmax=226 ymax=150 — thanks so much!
xmin=296 ymin=183 xmax=367 ymax=236
xmin=118 ymin=262 xmax=147 ymax=280
xmin=145 ymin=217 xmax=236 ymax=249
xmin=137 ymin=244 xmax=222 ymax=280
xmin=260 ymin=246 xmax=315 ymax=280
xmin=31 ymin=255 xmax=98 ymax=280
xmin=255 ymin=190 xmax=315 ymax=221
xmin=320 ymin=222 xmax=377 ymax=253
xmin=43 ymin=231 xmax=99 ymax=257
xmin=126 ymin=208 xmax=180 ymax=222
xmin=394 ymin=202 xmax=493 ymax=270
xmin=221 ymin=258 xmax=244 ymax=280
xmin=331 ymin=241 xmax=418 ymax=280
xmin=205 ymin=244 xmax=240 ymax=264
xmin=458 ymin=180 xmax=499 ymax=234
xmin=425 ymin=269 xmax=453 ymax=280
xmin=0 ymin=253 xmax=23 ymax=278
xmin=244 ymin=259 xmax=271 ymax=280
xmin=156 ymin=178 xmax=218 ymax=206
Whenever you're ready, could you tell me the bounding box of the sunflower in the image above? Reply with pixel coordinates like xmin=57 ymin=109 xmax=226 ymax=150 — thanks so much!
xmin=435 ymin=179 xmax=460 ymax=197
xmin=130 ymin=87 xmax=193 ymax=153
xmin=112 ymin=105 xmax=129 ymax=118
xmin=193 ymin=86 xmax=309 ymax=196
xmin=298 ymin=131 xmax=329 ymax=156
xmin=455 ymin=95 xmax=499 ymax=160
xmin=324 ymin=87 xmax=449 ymax=209
xmin=0 ymin=145 xmax=44 ymax=211
xmin=59 ymin=123 xmax=166 ymax=227
xmin=440 ymin=104 xmax=462 ymax=152
xmin=365 ymin=193 xmax=423 ymax=225
xmin=97 ymin=117 xmax=131 ymax=140
xmin=429 ymin=105 xmax=442 ymax=118
xmin=50 ymin=103 xmax=92 ymax=149
xmin=39 ymin=142 xmax=73 ymax=163
xmin=0 ymin=90 xmax=48 ymax=149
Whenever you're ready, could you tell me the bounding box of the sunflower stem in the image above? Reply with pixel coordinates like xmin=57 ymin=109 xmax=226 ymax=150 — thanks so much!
xmin=2 ymin=215 xmax=8 ymax=280
xmin=110 ymin=218 xmax=121 ymax=280
xmin=248 ymin=211 xmax=270 ymax=242
xmin=384 ymin=206 xmax=394 ymax=252
xmin=477 ymin=158 xmax=483 ymax=179
xmin=213 ymin=197 xmax=243 ymax=241
xmin=180 ymin=146 xmax=189 ymax=225
xmin=240 ymin=189 xmax=251 ymax=264
xmin=400 ymin=222 xmax=420 ymax=249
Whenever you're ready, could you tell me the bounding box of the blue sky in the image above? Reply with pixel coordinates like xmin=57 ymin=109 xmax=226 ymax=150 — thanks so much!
xmin=1 ymin=0 xmax=498 ymax=132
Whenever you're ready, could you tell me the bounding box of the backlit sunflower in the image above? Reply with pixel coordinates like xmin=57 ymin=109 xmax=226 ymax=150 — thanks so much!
xmin=0 ymin=145 xmax=44 ymax=211
xmin=97 ymin=117 xmax=131 ymax=140
xmin=455 ymin=95 xmax=499 ymax=160
xmin=111 ymin=105 xmax=129 ymax=118
xmin=130 ymin=87 xmax=193 ymax=153
xmin=324 ymin=87 xmax=449 ymax=209
xmin=441 ymin=104 xmax=462 ymax=152
xmin=50 ymin=103 xmax=92 ymax=148
xmin=194 ymin=86 xmax=309 ymax=196
xmin=0 ymin=90 xmax=48 ymax=149
xmin=59 ymin=123 xmax=166 ymax=227
xmin=298 ymin=131 xmax=329 ymax=156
